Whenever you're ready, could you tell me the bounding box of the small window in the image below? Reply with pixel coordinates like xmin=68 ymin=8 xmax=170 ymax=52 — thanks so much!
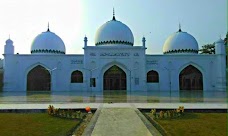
xmin=71 ymin=70 xmax=83 ymax=83
xmin=90 ymin=78 xmax=96 ymax=87
xmin=147 ymin=70 xmax=159 ymax=83
xmin=135 ymin=78 xmax=139 ymax=85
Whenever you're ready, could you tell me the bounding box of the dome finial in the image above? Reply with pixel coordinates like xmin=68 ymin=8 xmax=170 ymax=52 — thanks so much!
xmin=178 ymin=22 xmax=182 ymax=32
xmin=9 ymin=34 xmax=10 ymax=39
xmin=112 ymin=7 xmax=116 ymax=20
xmin=47 ymin=22 xmax=50 ymax=32
xmin=219 ymin=34 xmax=221 ymax=39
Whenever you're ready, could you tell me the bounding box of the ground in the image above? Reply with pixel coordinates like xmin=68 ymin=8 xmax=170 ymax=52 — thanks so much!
xmin=0 ymin=113 xmax=80 ymax=136
xmin=146 ymin=112 xmax=227 ymax=136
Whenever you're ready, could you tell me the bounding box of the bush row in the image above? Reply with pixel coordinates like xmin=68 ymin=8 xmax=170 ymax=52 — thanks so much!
xmin=47 ymin=105 xmax=84 ymax=119
xmin=151 ymin=106 xmax=184 ymax=119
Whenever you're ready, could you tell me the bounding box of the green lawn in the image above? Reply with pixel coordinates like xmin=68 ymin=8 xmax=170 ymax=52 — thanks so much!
xmin=147 ymin=113 xmax=227 ymax=136
xmin=0 ymin=113 xmax=80 ymax=136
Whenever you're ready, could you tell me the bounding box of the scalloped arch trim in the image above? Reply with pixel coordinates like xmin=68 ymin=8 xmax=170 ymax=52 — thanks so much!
xmin=164 ymin=49 xmax=198 ymax=54
xmin=31 ymin=49 xmax=65 ymax=54
xmin=95 ymin=40 xmax=133 ymax=46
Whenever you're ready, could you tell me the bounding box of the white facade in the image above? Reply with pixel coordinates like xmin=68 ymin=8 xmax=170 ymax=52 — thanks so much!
xmin=2 ymin=15 xmax=227 ymax=92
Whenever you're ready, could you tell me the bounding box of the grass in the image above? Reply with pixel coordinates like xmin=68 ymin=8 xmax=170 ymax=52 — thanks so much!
xmin=0 ymin=113 xmax=80 ymax=136
xmin=146 ymin=112 xmax=227 ymax=136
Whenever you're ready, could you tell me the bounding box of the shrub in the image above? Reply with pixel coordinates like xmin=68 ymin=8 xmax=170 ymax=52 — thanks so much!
xmin=48 ymin=105 xmax=55 ymax=115
xmin=47 ymin=105 xmax=85 ymax=120
xmin=159 ymin=111 xmax=165 ymax=119
xmin=167 ymin=110 xmax=171 ymax=118
xmin=150 ymin=109 xmax=157 ymax=119
xmin=151 ymin=106 xmax=185 ymax=120
xmin=76 ymin=111 xmax=82 ymax=119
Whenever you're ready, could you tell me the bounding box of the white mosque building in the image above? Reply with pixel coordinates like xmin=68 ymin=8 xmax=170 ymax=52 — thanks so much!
xmin=2 ymin=13 xmax=227 ymax=93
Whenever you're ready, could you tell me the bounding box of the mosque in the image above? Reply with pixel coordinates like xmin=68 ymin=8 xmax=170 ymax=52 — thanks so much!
xmin=2 ymin=12 xmax=227 ymax=93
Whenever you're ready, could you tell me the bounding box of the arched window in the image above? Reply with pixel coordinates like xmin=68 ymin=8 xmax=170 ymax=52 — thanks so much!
xmin=147 ymin=70 xmax=159 ymax=83
xmin=71 ymin=70 xmax=83 ymax=83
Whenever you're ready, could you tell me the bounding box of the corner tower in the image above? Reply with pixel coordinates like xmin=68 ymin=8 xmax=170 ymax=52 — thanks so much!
xmin=4 ymin=38 xmax=14 ymax=55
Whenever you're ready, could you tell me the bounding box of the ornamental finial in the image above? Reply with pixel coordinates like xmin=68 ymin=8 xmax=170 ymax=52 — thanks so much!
xmin=47 ymin=22 xmax=50 ymax=32
xmin=178 ymin=22 xmax=182 ymax=32
xmin=112 ymin=8 xmax=116 ymax=20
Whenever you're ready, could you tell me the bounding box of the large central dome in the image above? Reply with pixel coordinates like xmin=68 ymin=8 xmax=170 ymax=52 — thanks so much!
xmin=95 ymin=15 xmax=134 ymax=46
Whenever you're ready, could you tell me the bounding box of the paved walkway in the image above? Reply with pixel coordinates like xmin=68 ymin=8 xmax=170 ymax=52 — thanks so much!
xmin=90 ymin=108 xmax=159 ymax=136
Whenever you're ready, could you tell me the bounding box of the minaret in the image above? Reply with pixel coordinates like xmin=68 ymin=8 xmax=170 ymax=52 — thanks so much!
xmin=142 ymin=36 xmax=146 ymax=47
xmin=4 ymin=37 xmax=14 ymax=55
xmin=215 ymin=38 xmax=225 ymax=55
xmin=84 ymin=35 xmax=88 ymax=47
xmin=215 ymin=38 xmax=226 ymax=91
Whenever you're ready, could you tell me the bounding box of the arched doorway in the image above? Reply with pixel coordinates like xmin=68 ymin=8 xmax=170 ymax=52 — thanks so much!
xmin=103 ymin=65 xmax=126 ymax=90
xmin=179 ymin=65 xmax=203 ymax=90
xmin=27 ymin=65 xmax=51 ymax=91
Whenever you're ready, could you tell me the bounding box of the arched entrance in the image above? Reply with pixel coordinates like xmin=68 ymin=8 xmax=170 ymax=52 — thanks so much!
xmin=27 ymin=65 xmax=51 ymax=91
xmin=179 ymin=65 xmax=203 ymax=90
xmin=103 ymin=65 xmax=126 ymax=90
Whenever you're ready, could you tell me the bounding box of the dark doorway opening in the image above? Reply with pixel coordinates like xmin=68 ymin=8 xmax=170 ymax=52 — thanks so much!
xmin=27 ymin=65 xmax=51 ymax=91
xmin=103 ymin=65 xmax=126 ymax=90
xmin=179 ymin=65 xmax=203 ymax=90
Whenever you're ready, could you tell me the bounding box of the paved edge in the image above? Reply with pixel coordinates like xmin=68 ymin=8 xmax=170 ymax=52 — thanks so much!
xmin=82 ymin=105 xmax=103 ymax=136
xmin=133 ymin=107 xmax=162 ymax=136
xmin=0 ymin=103 xmax=227 ymax=109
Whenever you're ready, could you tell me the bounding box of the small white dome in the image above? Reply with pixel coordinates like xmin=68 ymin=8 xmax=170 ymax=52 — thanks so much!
xmin=163 ymin=29 xmax=199 ymax=54
xmin=215 ymin=38 xmax=224 ymax=44
xmin=95 ymin=16 xmax=134 ymax=46
xmin=31 ymin=30 xmax=65 ymax=54
xmin=6 ymin=39 xmax=13 ymax=44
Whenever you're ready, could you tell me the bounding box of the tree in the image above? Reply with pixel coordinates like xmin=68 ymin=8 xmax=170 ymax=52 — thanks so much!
xmin=199 ymin=43 xmax=215 ymax=54
xmin=224 ymin=32 xmax=227 ymax=46
xmin=224 ymin=32 xmax=228 ymax=68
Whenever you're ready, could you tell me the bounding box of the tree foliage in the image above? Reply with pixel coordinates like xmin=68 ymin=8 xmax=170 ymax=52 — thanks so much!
xmin=199 ymin=43 xmax=215 ymax=54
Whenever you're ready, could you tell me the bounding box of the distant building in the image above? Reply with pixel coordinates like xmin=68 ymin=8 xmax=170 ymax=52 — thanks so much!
xmin=2 ymin=13 xmax=227 ymax=92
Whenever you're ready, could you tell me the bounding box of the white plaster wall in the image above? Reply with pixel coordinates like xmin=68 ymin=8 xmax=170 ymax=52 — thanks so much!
xmin=83 ymin=45 xmax=146 ymax=92
xmin=3 ymin=54 xmax=86 ymax=91
xmin=146 ymin=54 xmax=220 ymax=91
xmin=2 ymin=49 xmax=226 ymax=92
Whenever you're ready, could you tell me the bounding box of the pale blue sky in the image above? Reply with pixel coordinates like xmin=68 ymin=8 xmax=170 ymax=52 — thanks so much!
xmin=0 ymin=0 xmax=226 ymax=57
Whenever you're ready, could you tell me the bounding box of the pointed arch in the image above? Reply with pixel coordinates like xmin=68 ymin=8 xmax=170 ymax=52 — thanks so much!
xmin=179 ymin=65 xmax=203 ymax=90
xmin=103 ymin=65 xmax=126 ymax=90
xmin=27 ymin=65 xmax=51 ymax=91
